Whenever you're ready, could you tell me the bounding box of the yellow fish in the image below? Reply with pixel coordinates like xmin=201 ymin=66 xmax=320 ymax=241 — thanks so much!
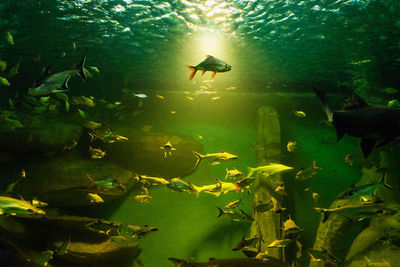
xmin=87 ymin=193 xmax=104 ymax=203
xmin=89 ymin=147 xmax=106 ymax=159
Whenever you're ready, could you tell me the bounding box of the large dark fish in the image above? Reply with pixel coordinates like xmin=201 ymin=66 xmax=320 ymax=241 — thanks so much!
xmin=186 ymin=55 xmax=231 ymax=80
xmin=168 ymin=257 xmax=291 ymax=267
xmin=313 ymin=86 xmax=400 ymax=158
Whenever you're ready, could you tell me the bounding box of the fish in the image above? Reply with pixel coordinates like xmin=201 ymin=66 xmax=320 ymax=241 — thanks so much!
xmin=155 ymin=94 xmax=165 ymax=99
xmin=381 ymin=87 xmax=398 ymax=95
xmin=253 ymin=201 xmax=274 ymax=213
xmin=186 ymin=55 xmax=231 ymax=80
xmin=226 ymin=86 xmax=236 ymax=91
xmin=313 ymin=86 xmax=400 ymax=158
xmin=283 ymin=215 xmax=302 ymax=235
xmin=307 ymin=248 xmax=342 ymax=265
xmin=28 ymin=49 xmax=87 ymax=96
xmin=171 ymin=111 xmax=176 ymax=114
xmin=31 ymin=198 xmax=48 ymax=208
xmin=235 ymin=177 xmax=255 ymax=192
xmin=224 ymin=199 xmax=241 ymax=209
xmin=0 ymin=195 xmax=45 ymax=216
xmin=135 ymin=174 xmax=170 ymax=186
xmin=160 ymin=141 xmax=176 ymax=158
xmin=295 ymin=161 xmax=321 ymax=180
xmin=7 ymin=60 xmax=21 ymax=79
xmin=89 ymin=66 xmax=100 ymax=73
xmin=314 ymin=200 xmax=397 ymax=222
xmin=247 ymin=163 xmax=294 ymax=177
xmin=387 ymin=99 xmax=400 ymax=108
xmin=5 ymin=31 xmax=14 ymax=45
xmin=275 ymin=185 xmax=287 ymax=196
xmin=286 ymin=141 xmax=300 ymax=152
xmin=35 ymin=250 xmax=53 ymax=266
xmin=167 ymin=178 xmax=194 ymax=193
xmin=62 ymin=140 xmax=78 ymax=151
xmin=193 ymin=150 xmax=238 ymax=166
xmin=87 ymin=193 xmax=104 ymax=203
xmin=87 ymin=174 xmax=120 ymax=190
xmin=364 ymin=256 xmax=392 ymax=267
xmin=312 ymin=193 xmax=320 ymax=203
xmin=190 ymin=178 xmax=240 ymax=197
xmin=88 ymin=146 xmax=106 ymax=159
xmin=225 ymin=168 xmax=243 ymax=180
xmin=216 ymin=207 xmax=254 ymax=222
xmin=122 ymin=224 xmax=158 ymax=238
xmin=293 ymin=111 xmax=306 ymax=117
xmin=0 ymin=76 xmax=10 ymax=86
xmin=345 ymin=153 xmax=353 ymax=166
xmin=336 ymin=169 xmax=392 ymax=200
xmin=72 ymin=96 xmax=95 ymax=107
xmin=267 ymin=239 xmax=292 ymax=248
xmin=271 ymin=197 xmax=287 ymax=213
xmin=0 ymin=60 xmax=6 ymax=72
xmin=56 ymin=236 xmax=70 ymax=256
xmin=133 ymin=93 xmax=147 ymax=98
xmin=232 ymin=234 xmax=263 ymax=251
xmin=185 ymin=96 xmax=194 ymax=101
xmin=84 ymin=121 xmax=102 ymax=129
xmin=211 ymin=96 xmax=220 ymax=100
xmin=133 ymin=195 xmax=152 ymax=203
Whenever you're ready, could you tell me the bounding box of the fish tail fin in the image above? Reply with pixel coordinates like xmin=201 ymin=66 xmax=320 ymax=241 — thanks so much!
xmin=377 ymin=168 xmax=393 ymax=190
xmin=61 ymin=75 xmax=71 ymax=90
xmin=247 ymin=167 xmax=254 ymax=177
xmin=186 ymin=65 xmax=197 ymax=80
xmin=193 ymin=151 xmax=202 ymax=166
xmin=312 ymin=86 xmax=333 ymax=122
xmin=234 ymin=183 xmax=240 ymax=193
xmin=188 ymin=182 xmax=201 ymax=197
xmin=77 ymin=48 xmax=88 ymax=80
xmin=216 ymin=207 xmax=224 ymax=218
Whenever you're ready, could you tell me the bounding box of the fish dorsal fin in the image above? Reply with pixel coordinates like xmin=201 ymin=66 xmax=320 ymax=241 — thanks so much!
xmin=214 ymin=176 xmax=222 ymax=184
xmin=342 ymin=94 xmax=368 ymax=110
xmin=206 ymin=55 xmax=214 ymax=59
xmin=62 ymin=75 xmax=71 ymax=90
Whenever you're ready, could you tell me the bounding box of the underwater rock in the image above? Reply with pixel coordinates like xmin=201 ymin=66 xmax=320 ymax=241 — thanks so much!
xmin=100 ymin=128 xmax=202 ymax=178
xmin=15 ymin=150 xmax=136 ymax=207
xmin=0 ymin=113 xmax=82 ymax=157
xmin=345 ymin=213 xmax=400 ymax=266
xmin=250 ymin=106 xmax=284 ymax=259
xmin=0 ymin=215 xmax=141 ymax=267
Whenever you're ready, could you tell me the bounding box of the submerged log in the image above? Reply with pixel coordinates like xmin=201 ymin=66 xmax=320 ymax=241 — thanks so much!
xmin=250 ymin=106 xmax=284 ymax=259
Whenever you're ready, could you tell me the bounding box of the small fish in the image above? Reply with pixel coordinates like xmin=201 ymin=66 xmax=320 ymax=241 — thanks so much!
xmin=136 ymin=174 xmax=170 ymax=186
xmin=167 ymin=178 xmax=194 ymax=193
xmin=5 ymin=31 xmax=14 ymax=45
xmin=312 ymin=192 xmax=320 ymax=203
xmin=87 ymin=193 xmax=104 ymax=203
xmin=155 ymin=94 xmax=165 ymax=99
xmin=193 ymin=150 xmax=238 ymax=166
xmin=293 ymin=111 xmax=306 ymax=117
xmin=89 ymin=146 xmax=106 ymax=159
xmin=185 ymin=96 xmax=194 ymax=101
xmin=295 ymin=161 xmax=321 ymax=180
xmin=0 ymin=76 xmax=11 ymax=86
xmin=31 ymin=198 xmax=48 ymax=208
xmin=283 ymin=215 xmax=302 ymax=235
xmin=364 ymin=256 xmax=392 ymax=267
xmin=225 ymin=168 xmax=243 ymax=179
xmin=187 ymin=55 xmax=231 ymax=80
xmin=78 ymin=109 xmax=87 ymax=118
xmin=72 ymin=42 xmax=76 ymax=50
xmin=232 ymin=234 xmax=263 ymax=251
xmin=387 ymin=99 xmax=400 ymax=108
xmin=72 ymin=96 xmax=95 ymax=107
xmin=132 ymin=93 xmax=147 ymax=99
xmin=224 ymin=199 xmax=241 ymax=209
xmin=0 ymin=195 xmax=46 ymax=216
xmin=35 ymin=250 xmax=53 ymax=266
xmin=0 ymin=60 xmax=6 ymax=72
xmin=89 ymin=66 xmax=100 ymax=73
xmin=84 ymin=121 xmax=102 ymax=129
xmin=21 ymin=169 xmax=26 ymax=178
xmin=60 ymin=52 xmax=66 ymax=58
xmin=287 ymin=140 xmax=301 ymax=152
xmin=267 ymin=239 xmax=292 ymax=248
xmin=7 ymin=60 xmax=21 ymax=79
xmin=247 ymin=163 xmax=294 ymax=177
xmin=160 ymin=141 xmax=176 ymax=158
xmin=211 ymin=96 xmax=220 ymax=100
xmin=345 ymin=153 xmax=353 ymax=166
xmin=253 ymin=201 xmax=273 ymax=213
xmin=170 ymin=110 xmax=176 ymax=114
xmin=87 ymin=175 xmax=119 ymax=190
xmin=307 ymin=249 xmax=342 ymax=265
xmin=216 ymin=207 xmax=253 ymax=222
xmin=235 ymin=177 xmax=255 ymax=192
xmin=226 ymin=86 xmax=236 ymax=91
xmin=62 ymin=140 xmax=78 ymax=151
xmin=275 ymin=185 xmax=287 ymax=196
xmin=350 ymin=59 xmax=372 ymax=65
xmin=133 ymin=195 xmax=152 ymax=203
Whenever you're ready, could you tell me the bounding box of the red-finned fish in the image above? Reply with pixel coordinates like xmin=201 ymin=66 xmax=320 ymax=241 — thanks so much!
xmin=287 ymin=140 xmax=301 ymax=152
xmin=186 ymin=55 xmax=231 ymax=80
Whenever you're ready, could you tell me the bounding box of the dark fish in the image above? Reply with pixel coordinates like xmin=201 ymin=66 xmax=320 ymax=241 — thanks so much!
xmin=336 ymin=169 xmax=392 ymax=200
xmin=232 ymin=234 xmax=263 ymax=251
xmin=186 ymin=55 xmax=231 ymax=80
xmin=168 ymin=257 xmax=291 ymax=266
xmin=313 ymin=86 xmax=400 ymax=158
xmin=28 ymin=49 xmax=87 ymax=96
xmin=217 ymin=207 xmax=254 ymax=222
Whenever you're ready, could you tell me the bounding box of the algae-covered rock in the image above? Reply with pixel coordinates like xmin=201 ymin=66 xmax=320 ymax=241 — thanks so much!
xmin=15 ymin=150 xmax=136 ymax=207
xmin=0 ymin=215 xmax=142 ymax=267
xmin=100 ymin=127 xmax=202 ymax=178
xmin=0 ymin=113 xmax=82 ymax=156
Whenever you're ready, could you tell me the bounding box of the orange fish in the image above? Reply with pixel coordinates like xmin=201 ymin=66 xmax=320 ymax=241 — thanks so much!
xmin=186 ymin=55 xmax=231 ymax=80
